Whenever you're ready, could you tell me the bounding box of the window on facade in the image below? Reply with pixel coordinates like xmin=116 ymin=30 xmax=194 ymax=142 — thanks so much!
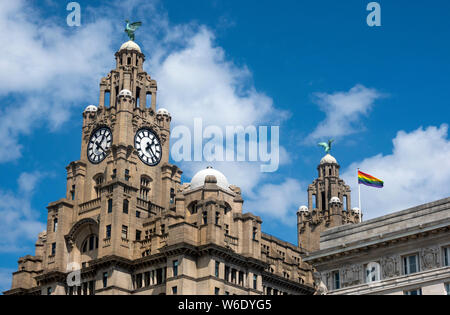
xmin=173 ymin=260 xmax=179 ymax=277
xmin=144 ymin=272 xmax=150 ymax=287
xmin=122 ymin=225 xmax=128 ymax=240
xmin=136 ymin=211 xmax=141 ymax=218
xmin=404 ymin=288 xmax=422 ymax=296
xmin=239 ymin=271 xmax=244 ymax=286
xmin=215 ymin=261 xmax=220 ymax=278
xmin=445 ymin=283 xmax=450 ymax=295
xmin=51 ymin=243 xmax=56 ymax=256
xmin=332 ymin=271 xmax=340 ymax=290
xmin=172 ymin=286 xmax=178 ymax=295
xmin=136 ymin=273 xmax=143 ymax=289
xmin=94 ymin=175 xmax=104 ymax=198
xmin=215 ymin=287 xmax=220 ymax=295
xmin=47 ymin=287 xmax=52 ymax=295
xmin=108 ymin=199 xmax=113 ymax=213
xmin=253 ymin=275 xmax=257 ymax=290
xmin=403 ymin=254 xmax=419 ymax=275
xmin=215 ymin=212 xmax=220 ymax=225
xmin=112 ymin=169 xmax=117 ymax=179
xmin=140 ymin=176 xmax=151 ymax=200
xmin=170 ymin=188 xmax=175 ymax=204
xmin=224 ymin=266 xmax=230 ymax=282
xmin=71 ymin=185 xmax=76 ymax=201
xmin=82 ymin=235 xmax=99 ymax=253
xmin=365 ymin=262 xmax=381 ymax=283
xmin=123 ymin=199 xmax=129 ymax=214
xmin=225 ymin=224 xmax=229 ymax=235
xmin=444 ymin=247 xmax=450 ymax=267
xmin=252 ymin=227 xmax=258 ymax=240
xmin=103 ymin=272 xmax=108 ymax=288
xmin=125 ymin=169 xmax=130 ymax=181
xmin=231 ymin=269 xmax=237 ymax=283
xmin=136 ymin=230 xmax=142 ymax=241
xmin=53 ymin=218 xmax=58 ymax=232
xmin=106 ymin=225 xmax=111 ymax=239
xmin=202 ymin=212 xmax=208 ymax=225
xmin=161 ymin=224 xmax=165 ymax=235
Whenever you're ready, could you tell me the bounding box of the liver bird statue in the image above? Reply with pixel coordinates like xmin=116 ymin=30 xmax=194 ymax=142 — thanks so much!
xmin=318 ymin=139 xmax=334 ymax=154
xmin=125 ymin=20 xmax=142 ymax=41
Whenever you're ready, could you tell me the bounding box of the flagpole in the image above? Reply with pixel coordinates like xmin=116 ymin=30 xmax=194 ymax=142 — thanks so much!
xmin=358 ymin=168 xmax=362 ymax=223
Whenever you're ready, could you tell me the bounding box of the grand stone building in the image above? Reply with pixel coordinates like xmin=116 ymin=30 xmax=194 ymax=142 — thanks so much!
xmin=304 ymin=197 xmax=450 ymax=295
xmin=4 ymin=40 xmax=315 ymax=296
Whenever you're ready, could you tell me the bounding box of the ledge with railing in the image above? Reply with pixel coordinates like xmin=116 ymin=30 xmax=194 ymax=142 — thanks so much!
xmin=79 ymin=198 xmax=101 ymax=214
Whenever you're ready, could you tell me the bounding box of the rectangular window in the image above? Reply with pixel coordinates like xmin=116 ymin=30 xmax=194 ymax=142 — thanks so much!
xmin=215 ymin=261 xmax=220 ymax=278
xmin=53 ymin=218 xmax=58 ymax=232
xmin=144 ymin=272 xmax=150 ymax=287
xmin=161 ymin=224 xmax=165 ymax=235
xmin=172 ymin=286 xmax=178 ymax=295
xmin=445 ymin=283 xmax=450 ymax=295
xmin=332 ymin=271 xmax=340 ymax=290
xmin=225 ymin=266 xmax=230 ymax=282
xmin=108 ymin=199 xmax=113 ymax=213
xmin=231 ymin=269 xmax=237 ymax=283
xmin=106 ymin=225 xmax=111 ymax=238
xmin=170 ymin=188 xmax=175 ymax=204
xmin=225 ymin=224 xmax=229 ymax=235
xmin=89 ymin=280 xmax=95 ymax=295
xmin=404 ymin=288 xmax=422 ymax=295
xmin=136 ymin=211 xmax=141 ymax=218
xmin=203 ymin=212 xmax=208 ymax=225
xmin=136 ymin=274 xmax=142 ymax=289
xmin=71 ymin=185 xmax=75 ymax=200
xmin=403 ymin=254 xmax=419 ymax=275
xmin=112 ymin=169 xmax=117 ymax=179
xmin=173 ymin=260 xmax=179 ymax=277
xmin=253 ymin=274 xmax=257 ymax=289
xmin=136 ymin=230 xmax=141 ymax=241
xmin=239 ymin=271 xmax=244 ymax=286
xmin=252 ymin=227 xmax=257 ymax=240
xmin=123 ymin=199 xmax=129 ymax=214
xmin=47 ymin=287 xmax=52 ymax=295
xmin=215 ymin=212 xmax=220 ymax=225
xmin=125 ymin=169 xmax=130 ymax=181
xmin=122 ymin=225 xmax=128 ymax=239
xmin=51 ymin=243 xmax=56 ymax=256
xmin=215 ymin=287 xmax=220 ymax=295
xmin=103 ymin=272 xmax=108 ymax=288
xmin=444 ymin=247 xmax=450 ymax=267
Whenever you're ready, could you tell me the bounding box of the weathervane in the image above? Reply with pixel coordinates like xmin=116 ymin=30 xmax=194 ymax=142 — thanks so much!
xmin=318 ymin=139 xmax=334 ymax=154
xmin=125 ymin=20 xmax=142 ymax=41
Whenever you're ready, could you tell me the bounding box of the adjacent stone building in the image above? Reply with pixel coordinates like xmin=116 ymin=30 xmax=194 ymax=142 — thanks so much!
xmin=304 ymin=197 xmax=450 ymax=295
xmin=4 ymin=40 xmax=315 ymax=296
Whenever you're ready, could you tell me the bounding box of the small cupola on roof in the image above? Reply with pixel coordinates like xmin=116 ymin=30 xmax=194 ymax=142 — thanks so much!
xmin=119 ymin=40 xmax=142 ymax=53
xmin=190 ymin=167 xmax=230 ymax=191
xmin=320 ymin=154 xmax=338 ymax=165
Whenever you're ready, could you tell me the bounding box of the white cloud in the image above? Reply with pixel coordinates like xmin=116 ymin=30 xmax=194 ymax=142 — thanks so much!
xmin=306 ymin=84 xmax=383 ymax=142
xmin=342 ymin=125 xmax=450 ymax=220
xmin=0 ymin=173 xmax=46 ymax=253
xmin=245 ymin=178 xmax=306 ymax=225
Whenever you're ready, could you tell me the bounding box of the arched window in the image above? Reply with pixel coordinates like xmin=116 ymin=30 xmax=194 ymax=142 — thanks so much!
xmin=188 ymin=202 xmax=198 ymax=215
xmin=365 ymin=262 xmax=381 ymax=283
xmin=81 ymin=235 xmax=99 ymax=253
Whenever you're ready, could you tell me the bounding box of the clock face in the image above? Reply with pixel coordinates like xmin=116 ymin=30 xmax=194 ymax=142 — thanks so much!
xmin=87 ymin=127 xmax=112 ymax=164
xmin=135 ymin=128 xmax=162 ymax=166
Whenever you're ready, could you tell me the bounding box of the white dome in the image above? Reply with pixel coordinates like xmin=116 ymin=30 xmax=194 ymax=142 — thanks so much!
xmin=352 ymin=207 xmax=361 ymax=214
xmin=157 ymin=108 xmax=170 ymax=116
xmin=119 ymin=89 xmax=133 ymax=97
xmin=119 ymin=40 xmax=141 ymax=53
xmin=320 ymin=154 xmax=338 ymax=165
xmin=190 ymin=167 xmax=230 ymax=191
xmin=329 ymin=197 xmax=341 ymax=204
xmin=298 ymin=206 xmax=309 ymax=213
xmin=84 ymin=105 xmax=98 ymax=113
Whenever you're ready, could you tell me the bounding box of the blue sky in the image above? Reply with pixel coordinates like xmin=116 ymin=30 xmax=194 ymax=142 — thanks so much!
xmin=1 ymin=0 xmax=450 ymax=291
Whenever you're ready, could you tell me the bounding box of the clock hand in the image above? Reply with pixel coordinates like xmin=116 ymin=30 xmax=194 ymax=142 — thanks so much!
xmin=145 ymin=142 xmax=156 ymax=159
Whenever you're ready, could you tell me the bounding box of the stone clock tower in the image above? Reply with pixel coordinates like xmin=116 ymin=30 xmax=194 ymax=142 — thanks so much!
xmin=5 ymin=39 xmax=316 ymax=296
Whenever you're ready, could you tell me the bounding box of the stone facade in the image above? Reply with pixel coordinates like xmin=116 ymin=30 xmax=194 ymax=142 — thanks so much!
xmin=4 ymin=40 xmax=315 ymax=296
xmin=304 ymin=197 xmax=450 ymax=295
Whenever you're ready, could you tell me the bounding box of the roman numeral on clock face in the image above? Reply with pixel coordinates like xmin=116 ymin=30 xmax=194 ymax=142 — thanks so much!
xmin=135 ymin=128 xmax=162 ymax=166
xmin=87 ymin=127 xmax=113 ymax=164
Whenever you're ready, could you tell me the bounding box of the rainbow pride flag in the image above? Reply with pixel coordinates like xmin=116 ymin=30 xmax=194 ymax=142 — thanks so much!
xmin=358 ymin=171 xmax=384 ymax=188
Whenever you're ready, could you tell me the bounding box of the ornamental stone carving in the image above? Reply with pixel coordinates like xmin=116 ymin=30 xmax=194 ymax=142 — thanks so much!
xmin=421 ymin=247 xmax=440 ymax=271
xmin=381 ymin=255 xmax=400 ymax=279
xmin=341 ymin=264 xmax=361 ymax=287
